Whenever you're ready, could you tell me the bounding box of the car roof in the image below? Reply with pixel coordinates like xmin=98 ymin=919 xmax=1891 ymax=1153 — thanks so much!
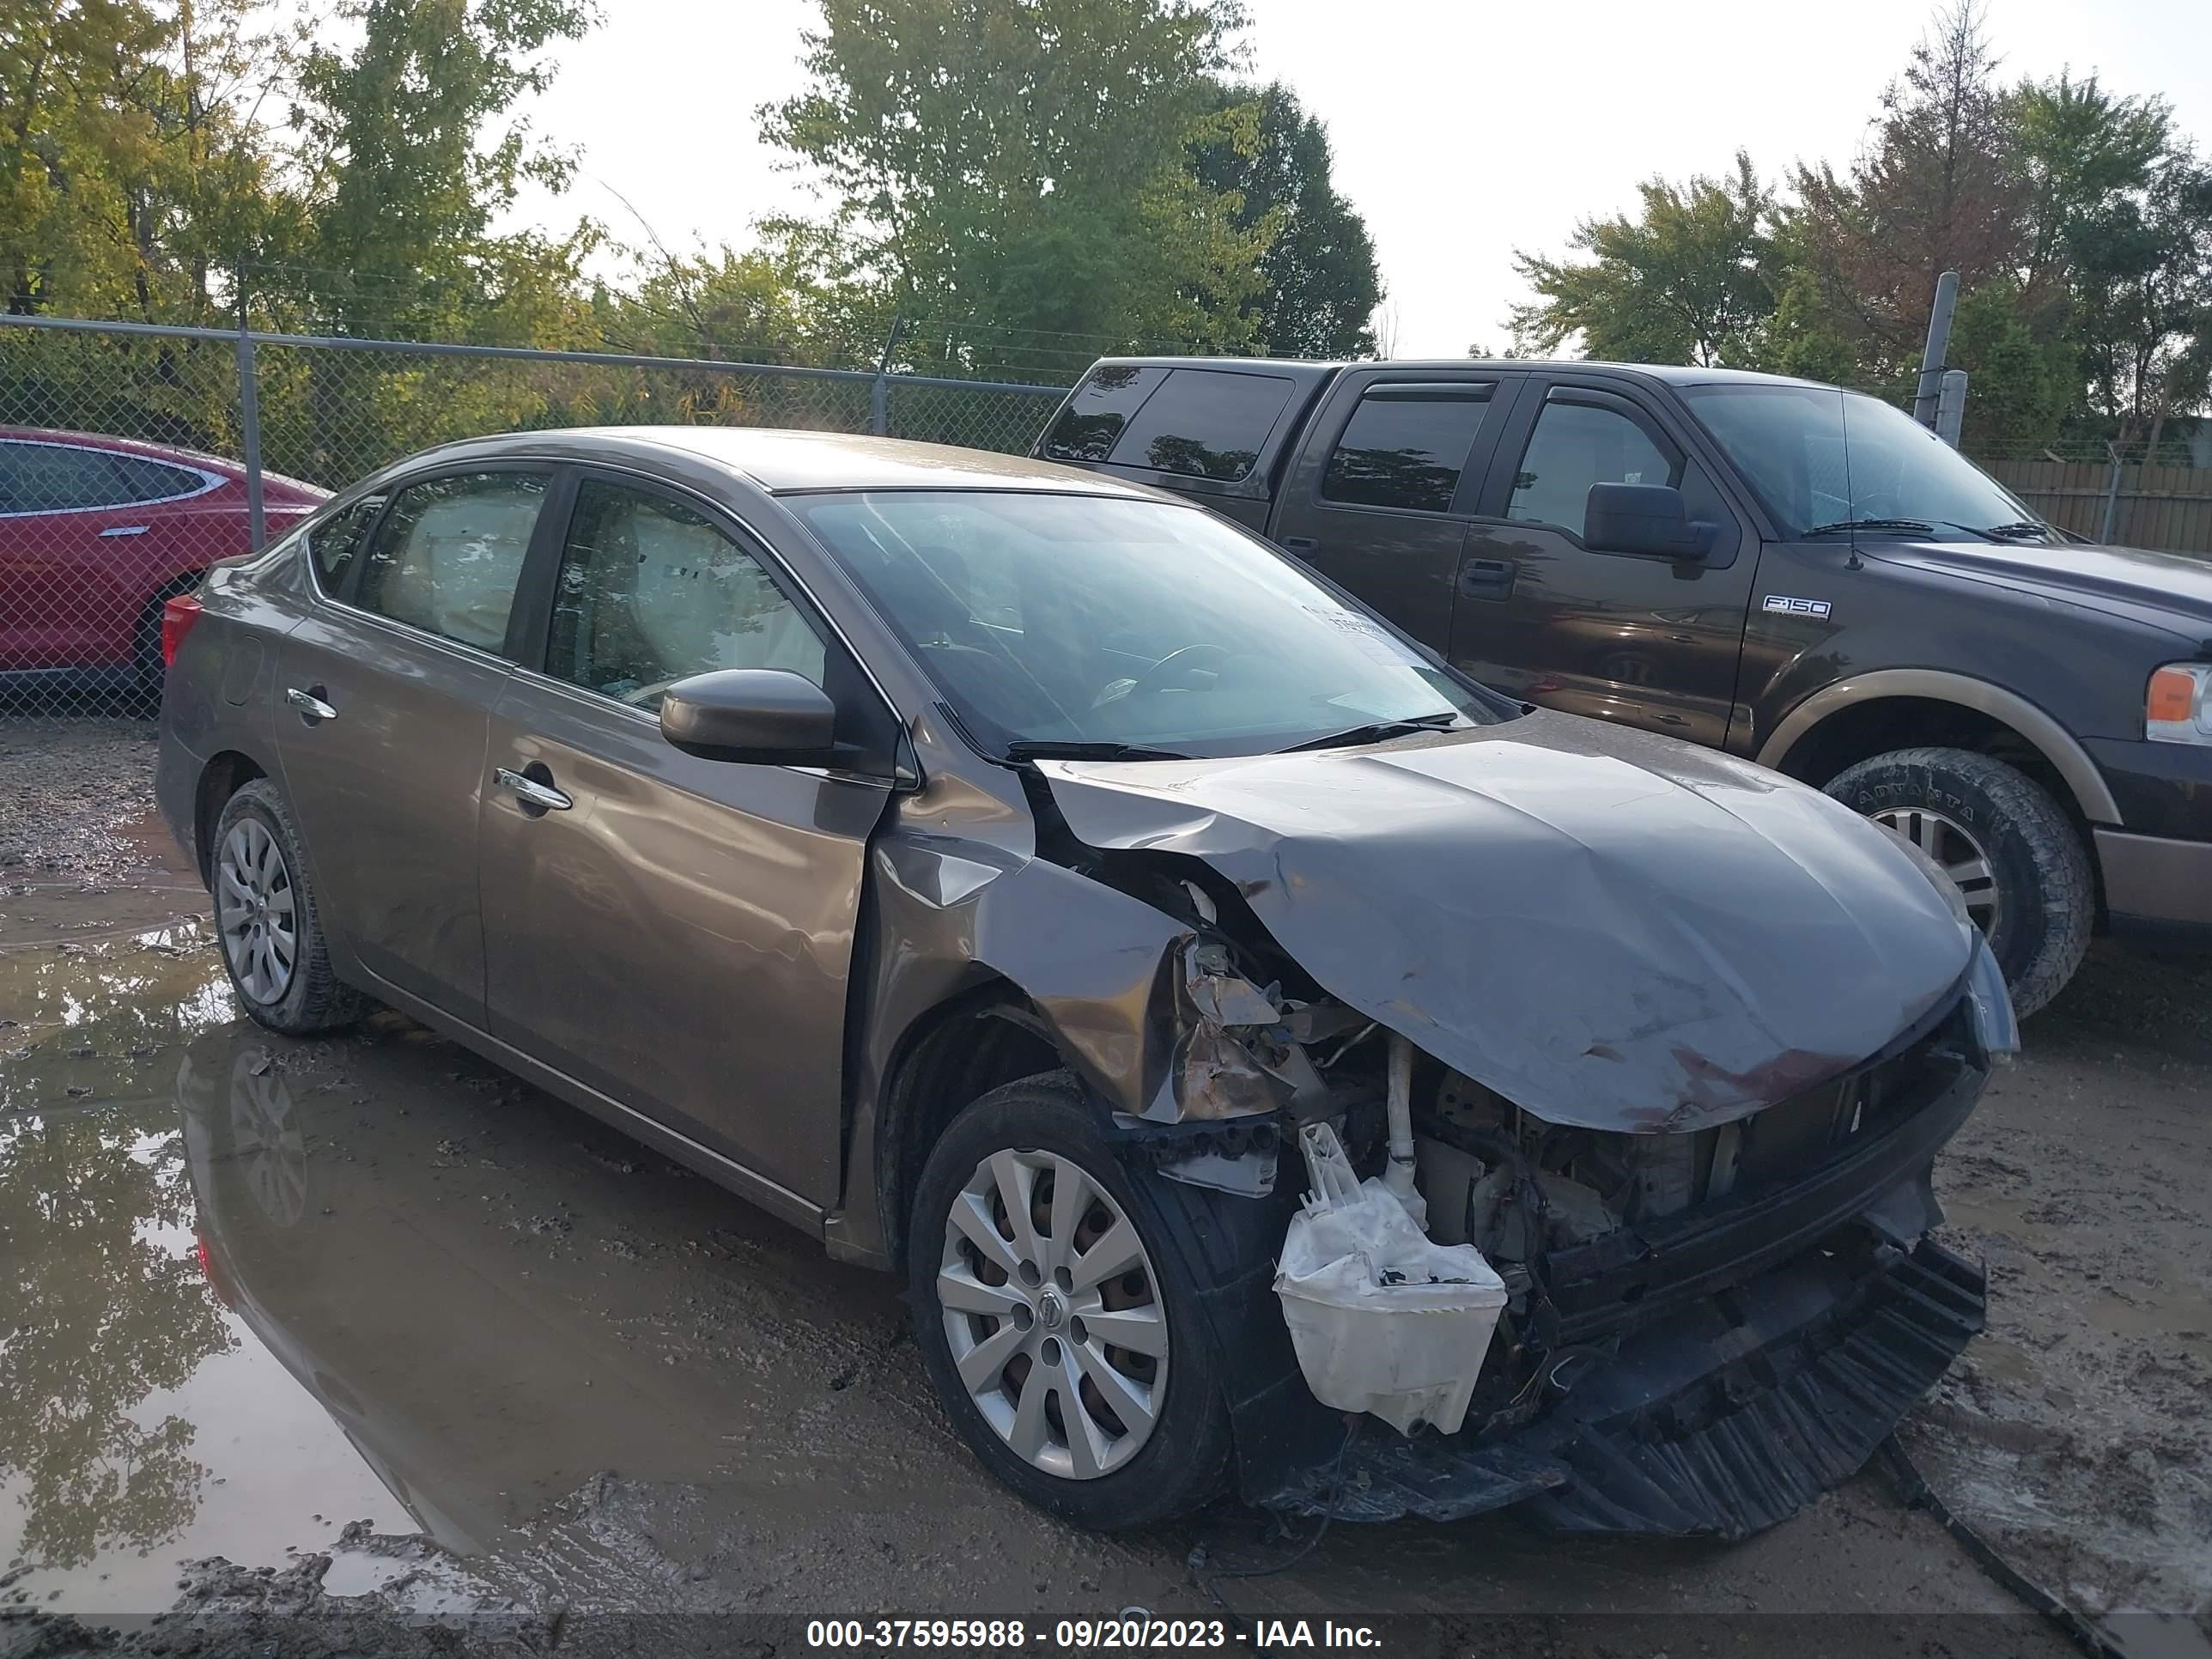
xmin=0 ymin=426 xmax=248 ymax=474
xmin=1088 ymin=356 xmax=1840 ymax=392
xmin=408 ymin=426 xmax=1158 ymax=498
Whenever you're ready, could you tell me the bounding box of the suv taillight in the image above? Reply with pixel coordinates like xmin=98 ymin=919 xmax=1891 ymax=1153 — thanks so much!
xmin=161 ymin=593 xmax=204 ymax=667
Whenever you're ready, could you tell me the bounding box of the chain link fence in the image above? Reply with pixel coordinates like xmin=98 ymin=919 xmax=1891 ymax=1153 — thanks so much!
xmin=0 ymin=314 xmax=1069 ymax=718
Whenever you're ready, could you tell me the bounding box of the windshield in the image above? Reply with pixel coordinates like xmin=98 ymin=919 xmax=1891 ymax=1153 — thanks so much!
xmin=1680 ymin=383 xmax=2046 ymax=542
xmin=788 ymin=490 xmax=1508 ymax=759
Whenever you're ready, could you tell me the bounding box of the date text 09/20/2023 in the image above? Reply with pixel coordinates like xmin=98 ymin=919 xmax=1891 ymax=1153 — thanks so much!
xmin=805 ymin=1620 xmax=1384 ymax=1650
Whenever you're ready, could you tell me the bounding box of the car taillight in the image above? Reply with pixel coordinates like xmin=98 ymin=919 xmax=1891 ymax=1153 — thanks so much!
xmin=161 ymin=592 xmax=204 ymax=667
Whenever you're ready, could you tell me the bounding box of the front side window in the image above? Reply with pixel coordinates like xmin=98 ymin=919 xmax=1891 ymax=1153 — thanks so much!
xmin=0 ymin=441 xmax=131 ymax=513
xmin=1106 ymin=368 xmax=1295 ymax=482
xmin=1507 ymin=400 xmax=1679 ymax=532
xmin=354 ymin=471 xmax=547 ymax=652
xmin=1681 ymin=383 xmax=2044 ymax=541
xmin=1322 ymin=386 xmax=1493 ymax=513
xmin=790 ymin=489 xmax=1510 ymax=760
xmin=547 ymin=479 xmax=824 ymax=708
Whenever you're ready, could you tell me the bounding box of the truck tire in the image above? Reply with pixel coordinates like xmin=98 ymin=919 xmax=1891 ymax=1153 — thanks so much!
xmin=907 ymin=1071 xmax=1235 ymax=1529
xmin=1824 ymin=746 xmax=2092 ymax=1018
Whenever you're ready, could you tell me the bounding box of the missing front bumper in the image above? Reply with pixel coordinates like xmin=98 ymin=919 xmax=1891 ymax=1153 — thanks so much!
xmin=1262 ymin=1236 xmax=1984 ymax=1538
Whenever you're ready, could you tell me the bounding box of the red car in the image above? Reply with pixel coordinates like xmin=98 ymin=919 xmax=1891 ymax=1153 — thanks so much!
xmin=0 ymin=428 xmax=325 ymax=688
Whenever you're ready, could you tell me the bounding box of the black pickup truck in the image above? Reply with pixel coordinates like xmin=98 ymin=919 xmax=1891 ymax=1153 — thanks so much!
xmin=1036 ymin=357 xmax=2212 ymax=1013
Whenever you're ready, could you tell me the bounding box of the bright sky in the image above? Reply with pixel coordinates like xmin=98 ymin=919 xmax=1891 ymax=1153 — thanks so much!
xmin=507 ymin=0 xmax=2212 ymax=362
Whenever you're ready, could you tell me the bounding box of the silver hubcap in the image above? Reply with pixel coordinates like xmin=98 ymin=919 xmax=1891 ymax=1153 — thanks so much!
xmin=216 ymin=817 xmax=298 ymax=1005
xmin=939 ymin=1149 xmax=1168 ymax=1480
xmin=1875 ymin=806 xmax=2001 ymax=936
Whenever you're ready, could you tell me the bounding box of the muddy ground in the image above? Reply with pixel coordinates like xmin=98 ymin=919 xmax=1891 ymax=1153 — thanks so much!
xmin=2 ymin=716 xmax=2207 ymax=1659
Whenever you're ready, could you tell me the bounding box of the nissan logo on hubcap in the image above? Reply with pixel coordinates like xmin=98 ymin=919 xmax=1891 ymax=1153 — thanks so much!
xmin=1036 ymin=1289 xmax=1066 ymax=1331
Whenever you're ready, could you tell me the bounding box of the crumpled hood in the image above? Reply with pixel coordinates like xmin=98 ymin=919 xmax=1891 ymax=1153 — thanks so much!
xmin=1038 ymin=712 xmax=1975 ymax=1133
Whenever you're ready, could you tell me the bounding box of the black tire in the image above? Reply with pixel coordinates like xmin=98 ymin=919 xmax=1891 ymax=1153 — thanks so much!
xmin=210 ymin=778 xmax=368 ymax=1036
xmin=907 ymin=1072 xmax=1234 ymax=1530
xmin=1824 ymin=746 xmax=2093 ymax=1018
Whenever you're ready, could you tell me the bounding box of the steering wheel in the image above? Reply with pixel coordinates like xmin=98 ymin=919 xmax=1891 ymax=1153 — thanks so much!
xmin=1099 ymin=642 xmax=1233 ymax=708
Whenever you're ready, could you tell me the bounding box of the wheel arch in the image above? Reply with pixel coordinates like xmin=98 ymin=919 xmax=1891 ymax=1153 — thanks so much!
xmin=192 ymin=750 xmax=268 ymax=884
xmin=1755 ymin=672 xmax=2121 ymax=830
xmin=871 ymin=980 xmax=1066 ymax=1273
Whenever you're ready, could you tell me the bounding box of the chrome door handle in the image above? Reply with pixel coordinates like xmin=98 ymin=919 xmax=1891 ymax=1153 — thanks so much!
xmin=495 ymin=767 xmax=572 ymax=812
xmin=283 ymin=686 xmax=337 ymax=721
xmin=99 ymin=525 xmax=149 ymax=538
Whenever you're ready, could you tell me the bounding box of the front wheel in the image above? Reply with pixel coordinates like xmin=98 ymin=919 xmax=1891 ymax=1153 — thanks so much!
xmin=210 ymin=779 xmax=367 ymax=1035
xmin=908 ymin=1073 xmax=1233 ymax=1529
xmin=1824 ymin=745 xmax=2093 ymax=1018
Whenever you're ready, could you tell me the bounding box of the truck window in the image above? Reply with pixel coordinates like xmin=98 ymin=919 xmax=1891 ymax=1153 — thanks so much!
xmin=1321 ymin=386 xmax=1493 ymax=513
xmin=1040 ymin=366 xmax=1170 ymax=463
xmin=1106 ymin=368 xmax=1295 ymax=483
xmin=1507 ymin=399 xmax=1679 ymax=532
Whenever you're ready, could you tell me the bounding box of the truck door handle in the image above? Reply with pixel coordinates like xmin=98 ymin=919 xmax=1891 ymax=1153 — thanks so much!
xmin=1279 ymin=535 xmax=1319 ymax=553
xmin=283 ymin=685 xmax=337 ymax=722
xmin=1458 ymin=558 xmax=1516 ymax=600
xmin=495 ymin=766 xmax=572 ymax=813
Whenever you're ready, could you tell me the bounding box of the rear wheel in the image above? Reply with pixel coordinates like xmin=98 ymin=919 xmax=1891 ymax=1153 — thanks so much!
xmin=210 ymin=779 xmax=367 ymax=1035
xmin=1824 ymin=745 xmax=2093 ymax=1017
xmin=908 ymin=1073 xmax=1232 ymax=1529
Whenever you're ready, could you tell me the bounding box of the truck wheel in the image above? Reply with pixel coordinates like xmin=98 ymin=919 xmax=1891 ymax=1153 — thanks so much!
xmin=1824 ymin=746 xmax=2092 ymax=1018
xmin=907 ymin=1071 xmax=1234 ymax=1530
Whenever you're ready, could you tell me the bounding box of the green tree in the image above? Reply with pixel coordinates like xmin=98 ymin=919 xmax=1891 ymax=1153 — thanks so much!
xmin=1786 ymin=0 xmax=2024 ymax=380
xmin=762 ymin=0 xmax=1267 ymax=362
xmin=2069 ymin=146 xmax=2212 ymax=440
xmin=1194 ymin=81 xmax=1380 ymax=357
xmin=1507 ymin=150 xmax=1776 ymax=366
xmin=283 ymin=0 xmax=600 ymax=341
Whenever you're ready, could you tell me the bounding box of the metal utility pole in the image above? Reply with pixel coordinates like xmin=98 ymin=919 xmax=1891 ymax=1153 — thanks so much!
xmin=1913 ymin=271 xmax=1960 ymax=429
xmin=1936 ymin=369 xmax=1968 ymax=447
xmin=870 ymin=314 xmax=905 ymax=437
xmin=234 ymin=261 xmax=266 ymax=551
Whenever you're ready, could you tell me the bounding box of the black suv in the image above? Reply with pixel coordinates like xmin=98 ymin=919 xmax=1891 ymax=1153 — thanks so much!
xmin=1038 ymin=358 xmax=2212 ymax=1013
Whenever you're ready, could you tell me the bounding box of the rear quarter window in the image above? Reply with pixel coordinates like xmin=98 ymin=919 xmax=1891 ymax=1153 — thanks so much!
xmin=1041 ymin=365 xmax=1170 ymax=463
xmin=1108 ymin=368 xmax=1295 ymax=482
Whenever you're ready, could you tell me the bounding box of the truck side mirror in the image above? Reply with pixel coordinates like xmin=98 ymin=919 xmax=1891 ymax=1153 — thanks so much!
xmin=1584 ymin=483 xmax=1717 ymax=561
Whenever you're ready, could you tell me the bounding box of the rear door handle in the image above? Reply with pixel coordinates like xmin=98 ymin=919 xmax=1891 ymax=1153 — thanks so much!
xmin=495 ymin=766 xmax=573 ymax=813
xmin=100 ymin=525 xmax=149 ymax=539
xmin=283 ymin=685 xmax=337 ymax=721
xmin=1457 ymin=558 xmax=1516 ymax=600
xmin=1279 ymin=535 xmax=1319 ymax=553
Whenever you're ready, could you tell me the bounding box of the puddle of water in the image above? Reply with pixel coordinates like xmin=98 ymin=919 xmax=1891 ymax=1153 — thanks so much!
xmin=3 ymin=949 xmax=911 ymax=1615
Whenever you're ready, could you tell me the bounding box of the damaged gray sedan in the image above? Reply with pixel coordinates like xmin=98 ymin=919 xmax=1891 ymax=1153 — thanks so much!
xmin=155 ymin=428 xmax=2015 ymax=1537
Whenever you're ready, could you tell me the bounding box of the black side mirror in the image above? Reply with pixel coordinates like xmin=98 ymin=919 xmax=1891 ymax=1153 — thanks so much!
xmin=659 ymin=669 xmax=839 ymax=765
xmin=1584 ymin=483 xmax=1717 ymax=561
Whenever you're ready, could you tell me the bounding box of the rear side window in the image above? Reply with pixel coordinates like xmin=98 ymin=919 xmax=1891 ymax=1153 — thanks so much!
xmin=353 ymin=471 xmax=548 ymax=652
xmin=1040 ymin=365 xmax=1170 ymax=462
xmin=1321 ymin=386 xmax=1494 ymax=513
xmin=1109 ymin=368 xmax=1294 ymax=482
xmin=106 ymin=453 xmax=208 ymax=503
xmin=305 ymin=495 xmax=385 ymax=592
xmin=0 ymin=441 xmax=130 ymax=512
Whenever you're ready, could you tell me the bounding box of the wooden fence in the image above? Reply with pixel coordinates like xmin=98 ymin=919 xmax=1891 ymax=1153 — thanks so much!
xmin=1978 ymin=456 xmax=2212 ymax=556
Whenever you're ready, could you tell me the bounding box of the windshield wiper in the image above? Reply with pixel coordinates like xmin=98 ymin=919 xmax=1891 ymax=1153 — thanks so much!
xmin=1801 ymin=518 xmax=1938 ymax=538
xmin=1278 ymin=711 xmax=1463 ymax=753
xmin=1000 ymin=739 xmax=1193 ymax=763
xmin=1982 ymin=520 xmax=2057 ymax=542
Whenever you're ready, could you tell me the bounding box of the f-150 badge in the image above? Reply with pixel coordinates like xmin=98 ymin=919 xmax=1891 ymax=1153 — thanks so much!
xmin=1762 ymin=594 xmax=1833 ymax=618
